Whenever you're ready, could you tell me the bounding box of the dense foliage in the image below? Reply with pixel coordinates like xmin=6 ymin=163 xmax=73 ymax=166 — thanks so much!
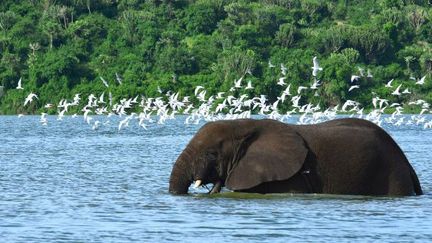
xmin=0 ymin=0 xmax=431 ymax=114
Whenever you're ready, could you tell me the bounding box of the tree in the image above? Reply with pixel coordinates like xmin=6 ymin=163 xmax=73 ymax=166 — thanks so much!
xmin=406 ymin=5 xmax=427 ymax=32
xmin=184 ymin=3 xmax=220 ymax=35
xmin=212 ymin=48 xmax=257 ymax=90
xmin=0 ymin=11 xmax=17 ymax=32
xmin=274 ymin=23 xmax=298 ymax=48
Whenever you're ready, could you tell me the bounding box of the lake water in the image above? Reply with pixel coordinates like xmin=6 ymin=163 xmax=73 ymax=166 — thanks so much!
xmin=1 ymin=115 xmax=431 ymax=242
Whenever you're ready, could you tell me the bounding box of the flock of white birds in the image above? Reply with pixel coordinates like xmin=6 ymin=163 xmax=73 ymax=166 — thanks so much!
xmin=16 ymin=56 xmax=432 ymax=131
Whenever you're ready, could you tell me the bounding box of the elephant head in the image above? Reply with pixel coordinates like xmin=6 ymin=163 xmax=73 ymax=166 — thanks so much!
xmin=169 ymin=119 xmax=309 ymax=194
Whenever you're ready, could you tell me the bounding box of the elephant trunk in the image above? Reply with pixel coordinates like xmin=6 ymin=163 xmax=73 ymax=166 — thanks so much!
xmin=169 ymin=147 xmax=194 ymax=194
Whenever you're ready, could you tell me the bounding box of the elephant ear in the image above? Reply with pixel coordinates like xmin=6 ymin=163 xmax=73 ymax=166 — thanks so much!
xmin=225 ymin=122 xmax=308 ymax=191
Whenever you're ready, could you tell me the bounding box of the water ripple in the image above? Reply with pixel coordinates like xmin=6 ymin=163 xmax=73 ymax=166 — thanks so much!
xmin=0 ymin=116 xmax=431 ymax=241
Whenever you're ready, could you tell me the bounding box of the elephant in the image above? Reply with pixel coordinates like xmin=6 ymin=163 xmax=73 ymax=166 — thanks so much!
xmin=169 ymin=118 xmax=423 ymax=196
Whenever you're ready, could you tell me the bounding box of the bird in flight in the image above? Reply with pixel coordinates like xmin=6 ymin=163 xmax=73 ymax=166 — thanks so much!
xmin=349 ymin=85 xmax=360 ymax=92
xmin=392 ymin=84 xmax=402 ymax=96
xmin=311 ymin=56 xmax=323 ymax=77
xmin=24 ymin=92 xmax=38 ymax=106
xmin=100 ymin=76 xmax=109 ymax=87
xmin=16 ymin=78 xmax=23 ymax=90
xmin=385 ymin=79 xmax=394 ymax=88
xmin=415 ymin=75 xmax=426 ymax=85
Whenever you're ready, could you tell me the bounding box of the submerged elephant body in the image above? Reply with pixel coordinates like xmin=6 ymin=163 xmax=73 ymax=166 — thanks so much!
xmin=169 ymin=118 xmax=423 ymax=196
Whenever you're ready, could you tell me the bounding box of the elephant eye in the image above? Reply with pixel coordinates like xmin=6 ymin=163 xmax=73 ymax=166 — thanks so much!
xmin=206 ymin=150 xmax=218 ymax=161
xmin=207 ymin=152 xmax=217 ymax=160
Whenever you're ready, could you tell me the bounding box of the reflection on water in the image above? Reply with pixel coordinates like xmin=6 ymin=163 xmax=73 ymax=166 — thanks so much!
xmin=0 ymin=116 xmax=431 ymax=241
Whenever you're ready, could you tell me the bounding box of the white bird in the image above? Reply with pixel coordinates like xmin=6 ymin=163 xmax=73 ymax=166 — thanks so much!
xmin=115 ymin=72 xmax=122 ymax=85
xmin=234 ymin=76 xmax=243 ymax=88
xmin=297 ymin=86 xmax=308 ymax=94
xmin=310 ymin=79 xmax=321 ymax=90
xmin=245 ymin=67 xmax=253 ymax=76
xmin=357 ymin=67 xmax=365 ymax=77
xmin=72 ymin=93 xmax=81 ymax=105
xmin=83 ymin=107 xmax=92 ymax=121
xmin=215 ymin=101 xmax=227 ymax=113
xmin=40 ymin=113 xmax=48 ymax=125
xmin=98 ymin=92 xmax=105 ymax=104
xmin=92 ymin=121 xmax=101 ymax=130
xmin=402 ymin=88 xmax=411 ymax=94
xmin=367 ymin=69 xmax=373 ymax=78
xmin=118 ymin=116 xmax=131 ymax=131
xmin=281 ymin=63 xmax=288 ymax=75
xmin=282 ymin=84 xmax=292 ymax=96
xmin=385 ymin=79 xmax=394 ymax=88
xmin=24 ymin=92 xmax=38 ymax=106
xmin=131 ymin=95 xmax=139 ymax=104
xmin=392 ymin=84 xmax=402 ymax=96
xmin=291 ymin=95 xmax=301 ymax=108
xmin=342 ymin=100 xmax=360 ymax=112
xmin=216 ymin=92 xmax=225 ymax=99
xmin=351 ymin=75 xmax=360 ymax=82
xmin=311 ymin=56 xmax=323 ymax=77
xmin=245 ymin=80 xmax=254 ymax=90
xmin=194 ymin=86 xmax=204 ymax=96
xmin=268 ymin=60 xmax=275 ymax=68
xmin=197 ymin=90 xmax=207 ymax=102
xmin=348 ymin=85 xmax=360 ymax=92
xmin=372 ymin=97 xmax=388 ymax=109
xmin=271 ymin=99 xmax=280 ymax=111
xmin=100 ymin=76 xmax=109 ymax=87
xmin=416 ymin=75 xmax=426 ymax=85
xmin=44 ymin=103 xmax=53 ymax=109
xmin=16 ymin=78 xmax=23 ymax=90
xmin=57 ymin=109 xmax=66 ymax=120
xmin=277 ymin=77 xmax=286 ymax=86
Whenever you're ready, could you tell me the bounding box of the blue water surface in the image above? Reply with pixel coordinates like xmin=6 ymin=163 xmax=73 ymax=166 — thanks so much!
xmin=0 ymin=115 xmax=431 ymax=242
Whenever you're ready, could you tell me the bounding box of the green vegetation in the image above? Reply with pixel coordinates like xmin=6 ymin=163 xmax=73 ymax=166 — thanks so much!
xmin=0 ymin=0 xmax=431 ymax=114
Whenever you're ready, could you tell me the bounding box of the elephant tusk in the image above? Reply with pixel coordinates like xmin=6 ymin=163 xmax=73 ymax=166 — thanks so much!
xmin=209 ymin=181 xmax=222 ymax=194
xmin=194 ymin=180 xmax=203 ymax=188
